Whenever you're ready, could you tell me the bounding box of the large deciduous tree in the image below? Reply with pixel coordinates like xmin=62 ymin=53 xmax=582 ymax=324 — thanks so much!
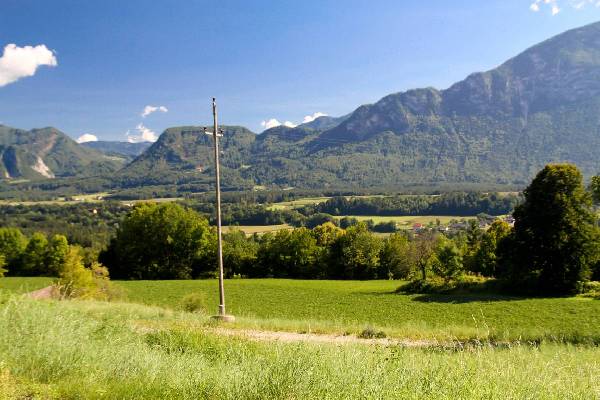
xmin=499 ymin=164 xmax=600 ymax=294
xmin=100 ymin=202 xmax=216 ymax=279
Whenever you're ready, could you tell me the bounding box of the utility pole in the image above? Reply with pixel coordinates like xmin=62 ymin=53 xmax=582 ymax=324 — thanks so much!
xmin=205 ymin=98 xmax=234 ymax=322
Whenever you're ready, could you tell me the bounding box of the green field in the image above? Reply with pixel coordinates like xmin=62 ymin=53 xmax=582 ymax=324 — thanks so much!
xmin=0 ymin=277 xmax=52 ymax=294
xmin=336 ymin=215 xmax=476 ymax=228
xmin=107 ymin=279 xmax=598 ymax=343
xmin=222 ymin=224 xmax=292 ymax=235
xmin=267 ymin=197 xmax=331 ymax=210
xmin=0 ymin=295 xmax=598 ymax=399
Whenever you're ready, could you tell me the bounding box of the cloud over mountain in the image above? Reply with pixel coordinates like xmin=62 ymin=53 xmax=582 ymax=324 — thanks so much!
xmin=76 ymin=133 xmax=98 ymax=143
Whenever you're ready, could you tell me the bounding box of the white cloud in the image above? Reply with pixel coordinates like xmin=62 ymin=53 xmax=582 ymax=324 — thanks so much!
xmin=126 ymin=123 xmax=158 ymax=143
xmin=141 ymin=105 xmax=168 ymax=118
xmin=302 ymin=112 xmax=328 ymax=124
xmin=0 ymin=44 xmax=57 ymax=87
xmin=76 ymin=133 xmax=98 ymax=143
xmin=529 ymin=0 xmax=600 ymax=14
xmin=260 ymin=118 xmax=297 ymax=130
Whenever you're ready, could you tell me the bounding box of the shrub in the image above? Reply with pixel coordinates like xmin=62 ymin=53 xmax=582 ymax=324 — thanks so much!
xmin=181 ymin=293 xmax=207 ymax=313
xmin=358 ymin=326 xmax=386 ymax=339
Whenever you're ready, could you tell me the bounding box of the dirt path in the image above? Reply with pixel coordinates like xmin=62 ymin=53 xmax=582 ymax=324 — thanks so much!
xmin=207 ymin=327 xmax=436 ymax=347
xmin=25 ymin=285 xmax=56 ymax=300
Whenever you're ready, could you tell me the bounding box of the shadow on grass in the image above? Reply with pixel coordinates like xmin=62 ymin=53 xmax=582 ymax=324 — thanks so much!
xmin=409 ymin=293 xmax=523 ymax=303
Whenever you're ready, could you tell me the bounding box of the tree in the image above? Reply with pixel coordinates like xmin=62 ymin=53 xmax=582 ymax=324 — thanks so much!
xmin=18 ymin=232 xmax=49 ymax=276
xmin=432 ymin=236 xmax=464 ymax=281
xmin=380 ymin=233 xmax=413 ymax=279
xmin=411 ymin=231 xmax=437 ymax=281
xmin=57 ymin=246 xmax=96 ymax=298
xmin=500 ymin=164 xmax=600 ymax=294
xmin=256 ymin=228 xmax=319 ymax=278
xmin=0 ymin=254 xmax=6 ymax=277
xmin=46 ymin=234 xmax=69 ymax=276
xmin=472 ymin=220 xmax=511 ymax=277
xmin=0 ymin=227 xmax=27 ymax=272
xmin=223 ymin=230 xmax=258 ymax=278
xmin=589 ymin=175 xmax=600 ymax=204
xmin=330 ymin=223 xmax=383 ymax=279
xmin=100 ymin=203 xmax=216 ymax=279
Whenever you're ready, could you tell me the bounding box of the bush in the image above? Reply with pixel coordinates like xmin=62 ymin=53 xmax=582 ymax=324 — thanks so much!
xmin=397 ymin=275 xmax=497 ymax=295
xmin=56 ymin=247 xmax=117 ymax=300
xmin=358 ymin=326 xmax=386 ymax=339
xmin=181 ymin=293 xmax=207 ymax=313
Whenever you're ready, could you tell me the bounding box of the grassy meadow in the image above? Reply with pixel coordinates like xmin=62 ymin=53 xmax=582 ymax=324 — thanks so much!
xmin=4 ymin=277 xmax=599 ymax=343
xmin=1 ymin=295 xmax=599 ymax=399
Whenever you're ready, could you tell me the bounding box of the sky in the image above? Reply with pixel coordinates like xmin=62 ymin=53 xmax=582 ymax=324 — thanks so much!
xmin=1 ymin=1 xmax=600 ymax=142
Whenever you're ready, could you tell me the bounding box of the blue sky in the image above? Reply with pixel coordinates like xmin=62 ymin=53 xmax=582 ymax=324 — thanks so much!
xmin=0 ymin=1 xmax=599 ymax=142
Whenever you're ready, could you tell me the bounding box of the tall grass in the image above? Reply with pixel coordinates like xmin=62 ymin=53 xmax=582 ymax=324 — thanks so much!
xmin=0 ymin=296 xmax=599 ymax=399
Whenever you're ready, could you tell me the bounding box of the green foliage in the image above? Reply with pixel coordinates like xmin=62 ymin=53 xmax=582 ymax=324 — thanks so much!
xmin=46 ymin=234 xmax=69 ymax=277
xmin=56 ymin=246 xmax=96 ymax=298
xmin=431 ymin=237 xmax=464 ymax=282
xmin=0 ymin=254 xmax=6 ymax=277
xmin=18 ymin=232 xmax=49 ymax=276
xmin=330 ymin=223 xmax=383 ymax=279
xmin=56 ymin=246 xmax=115 ymax=300
xmin=472 ymin=221 xmax=512 ymax=277
xmin=380 ymin=233 xmax=413 ymax=279
xmin=499 ymin=164 xmax=600 ymax=294
xmin=100 ymin=202 xmax=216 ymax=280
xmin=223 ymin=230 xmax=258 ymax=278
xmin=180 ymin=293 xmax=207 ymax=313
xmin=0 ymin=228 xmax=27 ymax=270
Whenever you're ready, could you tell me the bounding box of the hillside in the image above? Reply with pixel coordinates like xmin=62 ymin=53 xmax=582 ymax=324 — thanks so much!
xmin=0 ymin=126 xmax=124 ymax=181
xmin=81 ymin=141 xmax=151 ymax=161
xmin=116 ymin=21 xmax=600 ymax=190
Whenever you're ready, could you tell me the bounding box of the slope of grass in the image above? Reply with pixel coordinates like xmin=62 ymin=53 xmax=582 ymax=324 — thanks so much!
xmin=115 ymin=279 xmax=600 ymax=343
xmin=0 ymin=277 xmax=53 ymax=294
xmin=1 ymin=296 xmax=598 ymax=399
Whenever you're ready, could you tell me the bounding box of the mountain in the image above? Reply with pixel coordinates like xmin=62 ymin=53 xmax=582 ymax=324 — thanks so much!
xmin=0 ymin=126 xmax=124 ymax=180
xmin=81 ymin=141 xmax=151 ymax=161
xmin=119 ymin=126 xmax=257 ymax=187
xmin=298 ymin=114 xmax=350 ymax=131
xmin=119 ymin=21 xmax=600 ymax=190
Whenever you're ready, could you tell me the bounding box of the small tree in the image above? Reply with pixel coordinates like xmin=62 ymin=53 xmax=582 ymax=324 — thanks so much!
xmin=432 ymin=236 xmax=464 ymax=282
xmin=57 ymin=246 xmax=96 ymax=298
xmin=411 ymin=231 xmax=437 ymax=281
xmin=0 ymin=227 xmax=27 ymax=272
xmin=380 ymin=233 xmax=413 ymax=279
xmin=0 ymin=254 xmax=6 ymax=277
xmin=473 ymin=220 xmax=511 ymax=277
xmin=19 ymin=232 xmax=49 ymax=276
xmin=46 ymin=235 xmax=69 ymax=276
